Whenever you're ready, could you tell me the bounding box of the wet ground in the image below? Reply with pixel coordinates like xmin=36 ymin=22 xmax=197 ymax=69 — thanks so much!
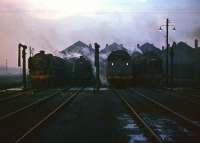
xmin=22 ymin=90 xmax=148 ymax=143
xmin=0 ymin=87 xmax=199 ymax=143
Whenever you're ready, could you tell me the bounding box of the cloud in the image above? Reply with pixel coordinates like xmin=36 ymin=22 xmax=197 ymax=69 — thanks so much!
xmin=192 ymin=27 xmax=200 ymax=39
xmin=0 ymin=0 xmax=200 ymax=67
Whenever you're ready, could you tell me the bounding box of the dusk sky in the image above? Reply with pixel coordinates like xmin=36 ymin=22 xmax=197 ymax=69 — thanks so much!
xmin=0 ymin=0 xmax=200 ymax=67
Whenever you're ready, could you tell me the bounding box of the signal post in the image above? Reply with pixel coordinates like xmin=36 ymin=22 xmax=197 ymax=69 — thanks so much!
xmin=94 ymin=43 xmax=100 ymax=92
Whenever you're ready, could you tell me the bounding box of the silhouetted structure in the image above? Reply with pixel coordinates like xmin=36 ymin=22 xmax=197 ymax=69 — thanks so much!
xmin=159 ymin=18 xmax=176 ymax=87
xmin=95 ymin=43 xmax=100 ymax=91
xmin=18 ymin=43 xmax=27 ymax=89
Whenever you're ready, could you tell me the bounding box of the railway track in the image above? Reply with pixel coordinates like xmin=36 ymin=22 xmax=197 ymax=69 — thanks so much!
xmin=19 ymin=88 xmax=135 ymax=143
xmin=0 ymin=87 xmax=83 ymax=143
xmin=113 ymin=89 xmax=163 ymax=143
xmin=0 ymin=90 xmax=33 ymax=102
xmin=154 ymin=88 xmax=200 ymax=105
xmin=0 ymin=89 xmax=61 ymax=117
xmin=113 ymin=89 xmax=200 ymax=143
xmin=136 ymin=88 xmax=200 ymax=123
xmin=0 ymin=86 xmax=23 ymax=93
xmin=0 ymin=88 xmax=23 ymax=98
xmin=0 ymin=88 xmax=64 ymax=121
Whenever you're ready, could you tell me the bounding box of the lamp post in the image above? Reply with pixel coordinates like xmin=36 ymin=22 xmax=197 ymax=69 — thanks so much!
xmin=159 ymin=18 xmax=176 ymax=87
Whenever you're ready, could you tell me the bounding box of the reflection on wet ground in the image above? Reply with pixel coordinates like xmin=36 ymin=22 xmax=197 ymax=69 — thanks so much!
xmin=117 ymin=113 xmax=148 ymax=143
xmin=141 ymin=113 xmax=193 ymax=142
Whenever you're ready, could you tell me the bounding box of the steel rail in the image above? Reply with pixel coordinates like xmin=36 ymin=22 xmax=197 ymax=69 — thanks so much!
xmin=113 ymin=90 xmax=163 ymax=143
xmin=0 ymin=92 xmax=27 ymax=102
xmin=15 ymin=88 xmax=83 ymax=143
xmin=0 ymin=89 xmax=66 ymax=121
xmin=133 ymin=89 xmax=200 ymax=129
xmin=151 ymin=89 xmax=200 ymax=106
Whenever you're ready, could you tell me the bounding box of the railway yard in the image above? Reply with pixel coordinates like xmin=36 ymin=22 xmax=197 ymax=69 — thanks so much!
xmin=0 ymin=87 xmax=199 ymax=143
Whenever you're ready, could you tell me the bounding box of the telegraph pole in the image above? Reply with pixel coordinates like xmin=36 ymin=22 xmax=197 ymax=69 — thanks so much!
xmin=166 ymin=18 xmax=169 ymax=86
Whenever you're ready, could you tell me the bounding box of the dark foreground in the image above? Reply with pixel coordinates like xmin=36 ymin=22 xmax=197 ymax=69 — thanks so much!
xmin=0 ymin=87 xmax=199 ymax=143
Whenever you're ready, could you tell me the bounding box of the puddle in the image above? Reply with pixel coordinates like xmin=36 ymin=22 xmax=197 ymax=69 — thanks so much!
xmin=117 ymin=113 xmax=148 ymax=143
xmin=6 ymin=87 xmax=23 ymax=91
xmin=193 ymin=121 xmax=200 ymax=127
xmin=141 ymin=113 xmax=193 ymax=142
xmin=69 ymin=87 xmax=109 ymax=91
xmin=0 ymin=87 xmax=23 ymax=93
xmin=128 ymin=134 xmax=147 ymax=143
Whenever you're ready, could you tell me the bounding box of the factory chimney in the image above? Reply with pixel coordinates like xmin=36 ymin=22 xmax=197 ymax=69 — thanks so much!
xmin=195 ymin=39 xmax=198 ymax=48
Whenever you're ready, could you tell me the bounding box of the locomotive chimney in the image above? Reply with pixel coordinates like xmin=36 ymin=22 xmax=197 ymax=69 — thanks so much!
xmin=162 ymin=46 xmax=164 ymax=51
xmin=195 ymin=39 xmax=198 ymax=48
xmin=137 ymin=44 xmax=140 ymax=49
xmin=40 ymin=50 xmax=45 ymax=54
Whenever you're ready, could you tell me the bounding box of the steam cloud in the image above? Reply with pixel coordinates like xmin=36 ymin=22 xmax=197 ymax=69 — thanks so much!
xmin=0 ymin=0 xmax=200 ymax=67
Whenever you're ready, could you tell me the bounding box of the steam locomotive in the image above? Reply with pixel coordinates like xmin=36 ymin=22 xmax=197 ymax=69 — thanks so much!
xmin=107 ymin=50 xmax=132 ymax=87
xmin=67 ymin=56 xmax=94 ymax=85
xmin=28 ymin=51 xmax=94 ymax=88
xmin=106 ymin=50 xmax=163 ymax=87
xmin=132 ymin=52 xmax=163 ymax=87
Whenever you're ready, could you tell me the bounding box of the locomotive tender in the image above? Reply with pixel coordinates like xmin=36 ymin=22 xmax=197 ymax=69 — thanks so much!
xmin=28 ymin=51 xmax=94 ymax=88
